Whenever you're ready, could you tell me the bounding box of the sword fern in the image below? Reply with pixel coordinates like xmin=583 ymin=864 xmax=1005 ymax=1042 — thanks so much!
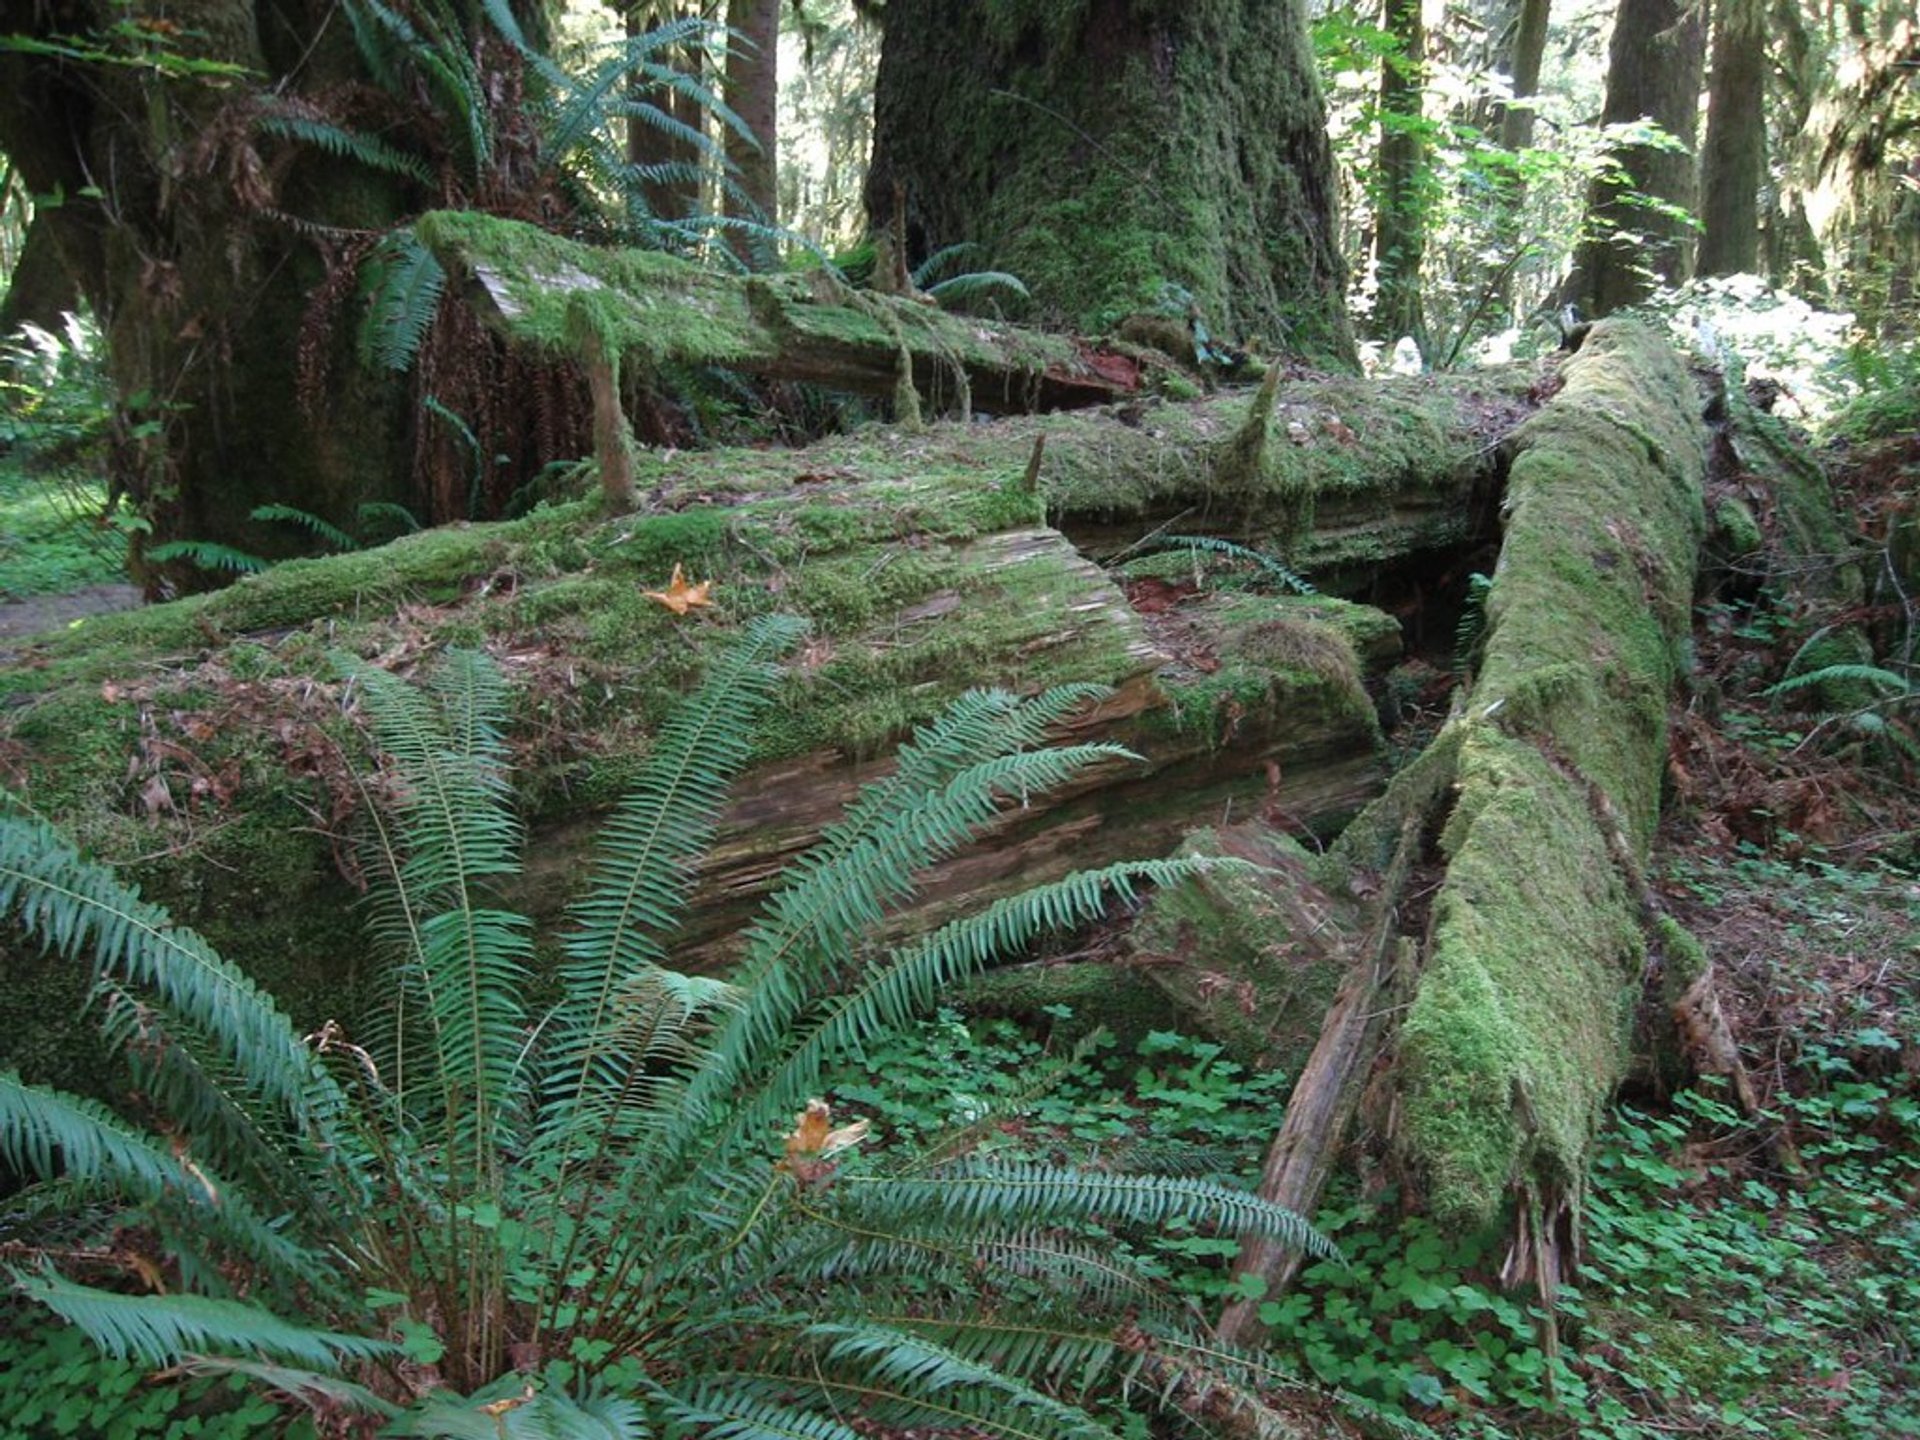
xmin=0 ymin=618 xmax=1327 ymax=1435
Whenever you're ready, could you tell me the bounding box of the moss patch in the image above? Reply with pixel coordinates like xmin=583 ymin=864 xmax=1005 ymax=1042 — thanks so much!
xmin=1398 ymin=729 xmax=1642 ymax=1226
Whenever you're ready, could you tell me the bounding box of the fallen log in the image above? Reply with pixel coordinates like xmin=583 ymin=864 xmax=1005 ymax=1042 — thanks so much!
xmin=416 ymin=210 xmax=1146 ymax=414
xmin=1208 ymin=318 xmax=1706 ymax=1327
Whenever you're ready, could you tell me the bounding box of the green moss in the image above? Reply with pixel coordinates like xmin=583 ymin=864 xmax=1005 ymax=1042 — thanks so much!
xmin=1713 ymin=496 xmax=1763 ymax=557
xmin=1397 ymin=729 xmax=1642 ymax=1227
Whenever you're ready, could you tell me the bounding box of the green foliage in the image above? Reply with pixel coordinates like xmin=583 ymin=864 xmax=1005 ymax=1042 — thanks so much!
xmin=0 ymin=315 xmax=126 ymax=598
xmin=912 ymin=244 xmax=1032 ymax=313
xmin=0 ymin=1316 xmax=304 ymax=1439
xmin=1832 ymin=337 xmax=1920 ymax=442
xmin=0 ymin=623 xmax=1326 ymax=1433
xmin=1113 ymin=535 xmax=1316 ymax=596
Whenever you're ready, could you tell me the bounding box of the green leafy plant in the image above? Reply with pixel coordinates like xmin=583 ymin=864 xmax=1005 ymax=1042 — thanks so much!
xmin=1114 ymin=535 xmax=1317 ymax=596
xmin=0 ymin=619 xmax=1329 ymax=1435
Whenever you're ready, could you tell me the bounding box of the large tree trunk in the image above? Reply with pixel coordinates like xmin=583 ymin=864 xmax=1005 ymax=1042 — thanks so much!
xmin=864 ymin=0 xmax=1353 ymax=364
xmin=0 ymin=0 xmax=419 ymax=574
xmin=1696 ymin=0 xmax=1767 ymax=277
xmin=723 ymin=0 xmax=781 ymax=266
xmin=1560 ymin=0 xmax=1706 ymax=316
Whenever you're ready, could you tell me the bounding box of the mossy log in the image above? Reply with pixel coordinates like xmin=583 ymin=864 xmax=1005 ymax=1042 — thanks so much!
xmin=417 ymin=211 xmax=1144 ymax=414
xmin=1205 ymin=319 xmax=1705 ymax=1327
xmin=0 ymin=351 xmax=1540 ymax=1091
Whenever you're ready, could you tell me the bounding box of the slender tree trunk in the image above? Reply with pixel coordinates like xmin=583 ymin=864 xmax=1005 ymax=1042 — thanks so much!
xmin=1372 ymin=0 xmax=1428 ymax=345
xmin=723 ymin=0 xmax=780 ymax=267
xmin=631 ymin=3 xmax=710 ymax=224
xmin=865 ymin=0 xmax=1353 ymax=364
xmin=1560 ymin=0 xmax=1706 ymax=316
xmin=1498 ymin=0 xmax=1551 ymax=154
xmin=1696 ymin=0 xmax=1767 ymax=276
xmin=0 ymin=211 xmax=80 ymax=343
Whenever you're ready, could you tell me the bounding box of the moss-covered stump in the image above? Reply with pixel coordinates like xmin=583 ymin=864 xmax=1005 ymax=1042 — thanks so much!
xmin=1395 ymin=319 xmax=1705 ymax=1228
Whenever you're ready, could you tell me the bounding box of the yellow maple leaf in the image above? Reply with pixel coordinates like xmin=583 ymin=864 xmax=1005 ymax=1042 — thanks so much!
xmin=643 ymin=562 xmax=714 ymax=615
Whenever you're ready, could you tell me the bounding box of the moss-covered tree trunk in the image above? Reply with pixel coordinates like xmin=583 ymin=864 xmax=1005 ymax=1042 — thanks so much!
xmin=1695 ymin=0 xmax=1767 ymax=277
xmin=864 ymin=0 xmax=1353 ymax=363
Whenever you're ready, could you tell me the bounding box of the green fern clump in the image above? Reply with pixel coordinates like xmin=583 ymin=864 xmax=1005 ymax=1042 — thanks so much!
xmin=0 ymin=618 xmax=1327 ymax=1437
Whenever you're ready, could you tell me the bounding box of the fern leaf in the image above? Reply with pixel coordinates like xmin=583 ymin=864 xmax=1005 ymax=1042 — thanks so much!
xmin=143 ymin=539 xmax=269 ymax=575
xmin=0 ymin=815 xmax=355 ymax=1152
xmin=838 ymin=1161 xmax=1334 ymax=1261
xmin=257 ymin=114 xmax=431 ymax=185
xmin=1765 ymin=663 xmax=1912 ymax=698
xmin=13 ymin=1268 xmax=395 ymax=1368
xmin=361 ymin=229 xmax=445 ymax=374
xmin=542 ymin=616 xmax=801 ymax=1129
xmin=251 ymin=502 xmax=359 ymax=553
xmin=926 ymin=272 xmax=1030 ymax=308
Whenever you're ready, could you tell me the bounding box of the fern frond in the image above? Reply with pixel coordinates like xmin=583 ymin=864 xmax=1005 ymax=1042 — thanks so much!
xmin=653 ymin=1381 xmax=865 ymax=1440
xmin=926 ymin=273 xmax=1030 ymax=308
xmin=1118 ymin=535 xmax=1315 ymax=595
xmin=0 ymin=815 xmax=354 ymax=1152
xmin=143 ymin=540 xmax=269 ymax=575
xmin=361 ymin=229 xmax=446 ymax=374
xmin=251 ymin=502 xmax=358 ymax=553
xmin=542 ymin=616 xmax=802 ymax=1125
xmin=677 ymin=740 xmax=1142 ymax=1151
xmin=802 ymin=1323 xmax=1120 ymax=1440
xmin=837 ymin=1161 xmax=1334 ymax=1261
xmin=1766 ymin=663 xmax=1913 ymax=698
xmin=257 ymin=114 xmax=432 ymax=185
xmin=169 ymin=1355 xmax=399 ymax=1420
xmin=13 ymin=1268 xmax=396 ymax=1369
xmin=391 ymin=1382 xmax=645 ymax=1438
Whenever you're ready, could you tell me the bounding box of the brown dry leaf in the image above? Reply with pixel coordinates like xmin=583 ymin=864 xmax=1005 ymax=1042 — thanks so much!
xmin=643 ymin=563 xmax=714 ymax=615
xmin=782 ymin=1099 xmax=870 ymax=1185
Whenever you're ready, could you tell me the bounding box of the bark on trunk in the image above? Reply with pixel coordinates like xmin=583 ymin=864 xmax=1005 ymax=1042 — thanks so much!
xmin=723 ymin=0 xmax=781 ymax=266
xmin=1372 ymin=0 xmax=1428 ymax=345
xmin=0 ymin=0 xmax=418 ymax=573
xmin=864 ymin=0 xmax=1353 ymax=364
xmin=1696 ymin=0 xmax=1767 ymax=277
xmin=1560 ymin=0 xmax=1706 ymax=316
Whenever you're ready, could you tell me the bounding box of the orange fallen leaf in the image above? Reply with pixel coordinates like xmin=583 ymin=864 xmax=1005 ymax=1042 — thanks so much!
xmin=782 ymin=1099 xmax=870 ymax=1184
xmin=643 ymin=563 xmax=713 ymax=615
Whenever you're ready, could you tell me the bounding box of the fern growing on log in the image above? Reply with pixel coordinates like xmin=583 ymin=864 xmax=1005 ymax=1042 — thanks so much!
xmin=0 ymin=619 xmax=1328 ymax=1435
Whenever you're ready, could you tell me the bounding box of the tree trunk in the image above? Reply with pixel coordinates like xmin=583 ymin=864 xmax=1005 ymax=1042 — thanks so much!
xmin=0 ymin=211 xmax=80 ymax=344
xmin=864 ymin=0 xmax=1353 ymax=364
xmin=723 ymin=0 xmax=781 ymax=266
xmin=0 ymin=0 xmax=419 ymax=573
xmin=1696 ymin=0 xmax=1767 ymax=277
xmin=1560 ymin=0 xmax=1706 ymax=316
xmin=1372 ymin=0 xmax=1428 ymax=346
xmin=1497 ymin=0 xmax=1551 ymax=156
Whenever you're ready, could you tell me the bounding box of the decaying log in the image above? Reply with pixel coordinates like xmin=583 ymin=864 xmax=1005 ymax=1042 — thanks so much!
xmin=415 ymin=210 xmax=1145 ymax=413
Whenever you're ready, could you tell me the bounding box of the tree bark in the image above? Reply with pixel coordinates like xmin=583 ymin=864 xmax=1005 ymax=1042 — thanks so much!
xmin=723 ymin=0 xmax=781 ymax=266
xmin=0 ymin=211 xmax=81 ymax=345
xmin=1372 ymin=0 xmax=1428 ymax=346
xmin=1560 ymin=0 xmax=1706 ymax=316
xmin=1696 ymin=0 xmax=1767 ymax=277
xmin=864 ymin=0 xmax=1353 ymax=364
xmin=0 ymin=0 xmax=420 ymax=573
